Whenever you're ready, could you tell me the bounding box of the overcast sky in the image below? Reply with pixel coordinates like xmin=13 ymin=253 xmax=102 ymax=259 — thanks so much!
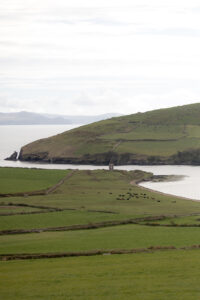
xmin=0 ymin=0 xmax=200 ymax=115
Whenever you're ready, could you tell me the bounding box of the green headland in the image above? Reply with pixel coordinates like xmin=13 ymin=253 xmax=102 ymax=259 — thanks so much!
xmin=16 ymin=103 xmax=200 ymax=165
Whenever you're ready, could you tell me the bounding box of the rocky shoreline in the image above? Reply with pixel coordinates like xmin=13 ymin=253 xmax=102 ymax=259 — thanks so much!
xmin=5 ymin=148 xmax=200 ymax=166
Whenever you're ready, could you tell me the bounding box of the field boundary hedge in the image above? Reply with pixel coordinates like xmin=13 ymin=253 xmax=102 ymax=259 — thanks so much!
xmin=0 ymin=216 xmax=166 ymax=235
xmin=1 ymin=245 xmax=200 ymax=261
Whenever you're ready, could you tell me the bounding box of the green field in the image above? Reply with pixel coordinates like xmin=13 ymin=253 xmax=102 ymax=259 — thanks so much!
xmin=1 ymin=224 xmax=200 ymax=254
xmin=18 ymin=103 xmax=200 ymax=164
xmin=0 ymin=210 xmax=127 ymax=231
xmin=0 ymin=206 xmax=41 ymax=215
xmin=1 ymin=167 xmax=200 ymax=299
xmin=2 ymin=169 xmax=200 ymax=216
xmin=0 ymin=167 xmax=68 ymax=193
xmin=1 ymin=251 xmax=200 ymax=300
xmin=144 ymin=215 xmax=200 ymax=226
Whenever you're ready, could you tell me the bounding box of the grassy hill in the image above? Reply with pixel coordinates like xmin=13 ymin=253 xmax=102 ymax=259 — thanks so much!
xmin=18 ymin=103 xmax=200 ymax=165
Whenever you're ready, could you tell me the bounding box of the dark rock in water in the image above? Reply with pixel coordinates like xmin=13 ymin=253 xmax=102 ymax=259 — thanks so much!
xmin=5 ymin=151 xmax=18 ymax=161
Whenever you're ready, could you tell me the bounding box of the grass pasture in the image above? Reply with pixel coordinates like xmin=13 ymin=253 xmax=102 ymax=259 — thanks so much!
xmin=0 ymin=210 xmax=127 ymax=231
xmin=0 ymin=205 xmax=42 ymax=215
xmin=1 ymin=224 xmax=200 ymax=254
xmin=1 ymin=166 xmax=200 ymax=299
xmin=1 ymin=250 xmax=200 ymax=300
xmin=0 ymin=167 xmax=68 ymax=194
xmin=2 ymin=169 xmax=200 ymax=217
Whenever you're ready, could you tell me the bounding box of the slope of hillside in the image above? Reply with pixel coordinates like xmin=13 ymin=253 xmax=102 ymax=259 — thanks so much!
xmin=17 ymin=103 xmax=200 ymax=165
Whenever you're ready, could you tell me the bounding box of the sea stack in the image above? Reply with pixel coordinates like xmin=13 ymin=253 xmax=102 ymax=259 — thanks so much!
xmin=5 ymin=151 xmax=18 ymax=161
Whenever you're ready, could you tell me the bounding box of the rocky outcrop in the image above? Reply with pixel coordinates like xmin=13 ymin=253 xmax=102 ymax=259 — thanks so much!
xmin=16 ymin=148 xmax=200 ymax=166
xmin=171 ymin=149 xmax=200 ymax=165
xmin=17 ymin=150 xmax=168 ymax=165
xmin=18 ymin=149 xmax=49 ymax=162
xmin=5 ymin=151 xmax=18 ymax=161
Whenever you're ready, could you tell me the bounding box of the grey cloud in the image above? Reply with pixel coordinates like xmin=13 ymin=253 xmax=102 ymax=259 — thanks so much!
xmin=158 ymin=27 xmax=200 ymax=37
xmin=37 ymin=16 xmax=134 ymax=27
xmin=190 ymin=6 xmax=200 ymax=13
xmin=1 ymin=1 xmax=200 ymax=116
xmin=38 ymin=18 xmax=75 ymax=25
xmin=82 ymin=17 xmax=133 ymax=26
xmin=133 ymin=27 xmax=200 ymax=37
xmin=0 ymin=9 xmax=38 ymax=21
xmin=73 ymin=93 xmax=95 ymax=107
xmin=0 ymin=41 xmax=18 ymax=46
xmin=0 ymin=82 xmax=199 ymax=116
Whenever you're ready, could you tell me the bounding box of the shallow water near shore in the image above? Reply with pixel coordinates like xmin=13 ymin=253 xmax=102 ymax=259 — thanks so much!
xmin=0 ymin=125 xmax=200 ymax=201
xmin=117 ymin=165 xmax=200 ymax=201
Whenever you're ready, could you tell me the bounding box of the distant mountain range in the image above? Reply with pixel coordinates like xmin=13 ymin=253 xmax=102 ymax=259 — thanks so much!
xmin=0 ymin=111 xmax=121 ymax=125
